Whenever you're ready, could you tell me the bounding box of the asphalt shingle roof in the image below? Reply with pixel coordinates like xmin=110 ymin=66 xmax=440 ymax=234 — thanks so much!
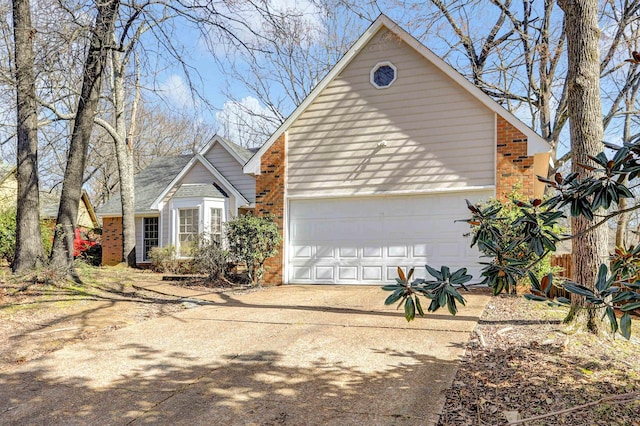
xmin=219 ymin=136 xmax=260 ymax=164
xmin=172 ymin=184 xmax=226 ymax=199
xmin=97 ymin=155 xmax=192 ymax=216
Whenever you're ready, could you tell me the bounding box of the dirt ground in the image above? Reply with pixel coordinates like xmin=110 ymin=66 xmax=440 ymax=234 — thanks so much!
xmin=0 ymin=265 xmax=184 ymax=369
xmin=438 ymin=293 xmax=640 ymax=426
xmin=1 ymin=266 xmax=639 ymax=425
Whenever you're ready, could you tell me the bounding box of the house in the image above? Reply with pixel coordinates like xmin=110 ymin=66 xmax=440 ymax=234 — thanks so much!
xmin=0 ymin=163 xmax=17 ymax=206
xmin=242 ymin=15 xmax=551 ymax=285
xmin=0 ymin=163 xmax=99 ymax=230
xmin=97 ymin=135 xmax=256 ymax=266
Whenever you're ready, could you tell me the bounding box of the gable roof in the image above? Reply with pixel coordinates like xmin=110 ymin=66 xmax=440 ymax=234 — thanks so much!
xmin=40 ymin=191 xmax=99 ymax=227
xmin=98 ymin=155 xmax=192 ymax=216
xmin=200 ymin=134 xmax=257 ymax=165
xmin=244 ymin=14 xmax=551 ymax=175
xmin=149 ymin=154 xmax=250 ymax=210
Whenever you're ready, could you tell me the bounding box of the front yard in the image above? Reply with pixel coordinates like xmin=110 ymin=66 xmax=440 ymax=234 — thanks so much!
xmin=0 ymin=265 xmax=190 ymax=369
xmin=1 ymin=265 xmax=638 ymax=425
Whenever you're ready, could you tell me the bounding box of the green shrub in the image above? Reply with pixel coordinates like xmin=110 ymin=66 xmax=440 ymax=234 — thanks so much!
xmin=148 ymin=245 xmax=179 ymax=273
xmin=0 ymin=208 xmax=54 ymax=266
xmin=469 ymin=188 xmax=563 ymax=294
xmin=225 ymin=213 xmax=282 ymax=285
xmin=0 ymin=208 xmax=16 ymax=264
xmin=189 ymin=234 xmax=228 ymax=282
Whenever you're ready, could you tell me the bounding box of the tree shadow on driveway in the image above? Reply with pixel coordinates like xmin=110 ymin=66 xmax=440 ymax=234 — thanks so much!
xmin=0 ymin=345 xmax=460 ymax=425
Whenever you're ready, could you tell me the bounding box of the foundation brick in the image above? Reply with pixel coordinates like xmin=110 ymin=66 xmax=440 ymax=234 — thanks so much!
xmin=101 ymin=216 xmax=123 ymax=266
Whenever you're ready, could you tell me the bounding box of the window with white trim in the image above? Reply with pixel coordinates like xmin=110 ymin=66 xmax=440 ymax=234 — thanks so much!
xmin=143 ymin=217 xmax=159 ymax=261
xmin=370 ymin=61 xmax=397 ymax=89
xmin=178 ymin=208 xmax=199 ymax=256
xmin=210 ymin=207 xmax=222 ymax=244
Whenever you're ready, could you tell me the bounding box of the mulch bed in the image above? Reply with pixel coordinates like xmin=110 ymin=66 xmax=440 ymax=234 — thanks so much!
xmin=438 ymin=293 xmax=640 ymax=425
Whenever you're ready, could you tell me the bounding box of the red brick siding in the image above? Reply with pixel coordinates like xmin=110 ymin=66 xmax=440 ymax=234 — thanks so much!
xmin=102 ymin=216 xmax=123 ymax=266
xmin=496 ymin=116 xmax=535 ymax=200
xmin=255 ymin=134 xmax=286 ymax=285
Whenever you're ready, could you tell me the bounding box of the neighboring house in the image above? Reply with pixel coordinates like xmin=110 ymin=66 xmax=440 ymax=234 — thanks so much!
xmin=0 ymin=163 xmax=98 ymax=229
xmin=242 ymin=15 xmax=552 ymax=286
xmin=0 ymin=164 xmax=17 ymax=207
xmin=97 ymin=135 xmax=256 ymax=266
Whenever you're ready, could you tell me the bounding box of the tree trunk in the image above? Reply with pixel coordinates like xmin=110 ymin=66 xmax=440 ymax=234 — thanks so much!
xmin=50 ymin=0 xmax=121 ymax=271
xmin=558 ymin=0 xmax=609 ymax=334
xmin=615 ymin=83 xmax=639 ymax=248
xmin=615 ymin=196 xmax=628 ymax=248
xmin=11 ymin=0 xmax=45 ymax=273
xmin=111 ymin=45 xmax=136 ymax=267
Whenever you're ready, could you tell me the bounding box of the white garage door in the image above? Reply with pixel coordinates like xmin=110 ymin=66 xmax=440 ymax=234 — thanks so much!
xmin=288 ymin=190 xmax=493 ymax=285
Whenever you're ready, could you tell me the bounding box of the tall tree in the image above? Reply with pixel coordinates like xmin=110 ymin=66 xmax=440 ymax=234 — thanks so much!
xmin=93 ymin=35 xmax=139 ymax=267
xmin=558 ymin=0 xmax=608 ymax=333
xmin=11 ymin=0 xmax=44 ymax=273
xmin=218 ymin=0 xmax=362 ymax=145
xmin=50 ymin=0 xmax=121 ymax=270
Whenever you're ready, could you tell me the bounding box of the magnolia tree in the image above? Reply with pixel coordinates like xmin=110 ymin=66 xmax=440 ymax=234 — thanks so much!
xmin=383 ymin=141 xmax=640 ymax=339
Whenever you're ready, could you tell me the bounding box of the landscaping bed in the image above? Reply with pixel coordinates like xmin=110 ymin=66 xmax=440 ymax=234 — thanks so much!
xmin=438 ymin=293 xmax=640 ymax=426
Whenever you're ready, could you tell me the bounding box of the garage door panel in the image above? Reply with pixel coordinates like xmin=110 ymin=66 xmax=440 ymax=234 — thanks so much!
xmin=340 ymin=247 xmax=358 ymax=257
xmin=288 ymin=191 xmax=491 ymax=284
xmin=292 ymin=245 xmax=312 ymax=258
xmin=363 ymin=246 xmax=382 ymax=257
xmin=339 ymin=266 xmax=358 ymax=280
xmin=363 ymin=266 xmax=383 ymax=281
xmin=316 ymin=246 xmax=335 ymax=258
xmin=388 ymin=245 xmax=407 ymax=257
xmin=292 ymin=267 xmax=311 ymax=280
xmin=315 ymin=266 xmax=334 ymax=280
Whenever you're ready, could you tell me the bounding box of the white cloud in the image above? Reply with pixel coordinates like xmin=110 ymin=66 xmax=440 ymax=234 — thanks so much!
xmin=158 ymin=74 xmax=195 ymax=110
xmin=216 ymin=96 xmax=279 ymax=148
xmin=198 ymin=0 xmax=324 ymax=56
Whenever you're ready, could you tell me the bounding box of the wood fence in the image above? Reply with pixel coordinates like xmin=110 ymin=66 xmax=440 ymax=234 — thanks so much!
xmin=549 ymin=253 xmax=572 ymax=299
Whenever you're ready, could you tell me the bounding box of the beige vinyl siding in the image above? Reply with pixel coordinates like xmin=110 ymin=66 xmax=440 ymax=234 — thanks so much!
xmin=161 ymin=203 xmax=171 ymax=248
xmin=0 ymin=173 xmax=17 ymax=207
xmin=77 ymin=203 xmax=94 ymax=229
xmin=204 ymin=144 xmax=256 ymax=203
xmin=181 ymin=162 xmax=213 ymax=184
xmin=135 ymin=216 xmax=144 ymax=263
xmin=287 ymin=28 xmax=495 ymax=197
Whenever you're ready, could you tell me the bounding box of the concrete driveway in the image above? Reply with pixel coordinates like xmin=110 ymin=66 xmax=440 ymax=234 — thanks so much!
xmin=0 ymin=284 xmax=489 ymax=425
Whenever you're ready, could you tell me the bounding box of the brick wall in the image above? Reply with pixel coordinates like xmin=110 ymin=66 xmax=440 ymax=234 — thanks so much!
xmin=496 ymin=116 xmax=535 ymax=199
xmin=102 ymin=216 xmax=123 ymax=266
xmin=255 ymin=133 xmax=286 ymax=286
